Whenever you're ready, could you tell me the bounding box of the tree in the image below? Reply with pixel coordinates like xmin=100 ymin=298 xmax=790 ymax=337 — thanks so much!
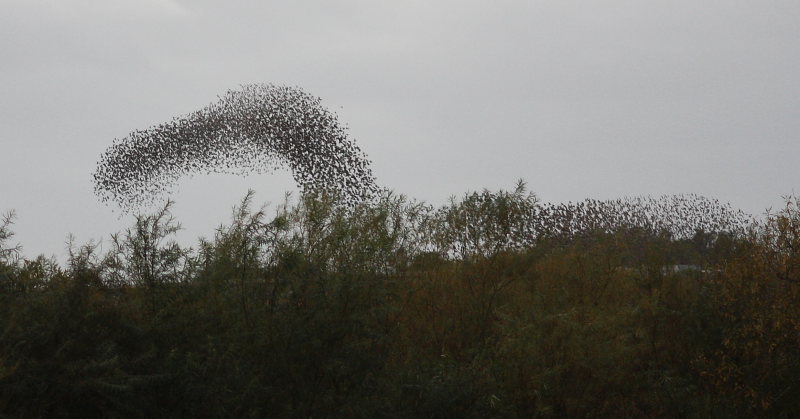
xmin=104 ymin=200 xmax=189 ymax=313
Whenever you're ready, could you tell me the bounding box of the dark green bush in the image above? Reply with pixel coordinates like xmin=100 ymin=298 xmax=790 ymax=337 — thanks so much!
xmin=1 ymin=190 xmax=798 ymax=418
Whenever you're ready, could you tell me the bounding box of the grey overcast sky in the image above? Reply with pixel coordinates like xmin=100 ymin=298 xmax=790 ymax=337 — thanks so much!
xmin=1 ymin=0 xmax=799 ymax=259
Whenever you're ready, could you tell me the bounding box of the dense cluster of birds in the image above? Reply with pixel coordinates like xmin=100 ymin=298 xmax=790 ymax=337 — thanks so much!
xmin=93 ymin=84 xmax=378 ymax=211
xmin=92 ymin=83 xmax=750 ymax=254
xmin=533 ymin=194 xmax=751 ymax=241
xmin=432 ymin=185 xmax=751 ymax=259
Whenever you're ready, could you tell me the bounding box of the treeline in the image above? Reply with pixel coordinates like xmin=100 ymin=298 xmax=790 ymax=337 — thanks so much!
xmin=1 ymin=184 xmax=799 ymax=418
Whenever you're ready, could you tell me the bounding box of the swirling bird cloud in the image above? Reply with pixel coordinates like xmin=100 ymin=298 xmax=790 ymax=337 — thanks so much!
xmin=93 ymin=84 xmax=377 ymax=210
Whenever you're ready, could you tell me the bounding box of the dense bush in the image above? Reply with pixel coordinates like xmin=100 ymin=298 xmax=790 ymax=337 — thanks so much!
xmin=1 ymin=187 xmax=798 ymax=418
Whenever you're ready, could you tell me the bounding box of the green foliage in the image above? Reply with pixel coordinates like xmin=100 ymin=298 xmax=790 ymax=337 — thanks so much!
xmin=104 ymin=200 xmax=188 ymax=287
xmin=0 ymin=211 xmax=22 ymax=294
xmin=694 ymin=196 xmax=800 ymax=417
xmin=1 ymin=189 xmax=799 ymax=417
xmin=0 ymin=211 xmax=21 ymax=265
xmin=433 ymin=180 xmax=538 ymax=259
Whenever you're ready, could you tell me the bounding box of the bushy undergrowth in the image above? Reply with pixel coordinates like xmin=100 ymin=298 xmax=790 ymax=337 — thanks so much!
xmin=1 ymin=187 xmax=798 ymax=418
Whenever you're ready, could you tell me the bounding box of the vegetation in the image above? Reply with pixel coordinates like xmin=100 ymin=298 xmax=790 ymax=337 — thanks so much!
xmin=1 ymin=186 xmax=799 ymax=418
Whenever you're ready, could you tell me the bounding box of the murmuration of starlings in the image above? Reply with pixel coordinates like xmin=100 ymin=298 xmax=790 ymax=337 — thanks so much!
xmin=93 ymin=83 xmax=378 ymax=211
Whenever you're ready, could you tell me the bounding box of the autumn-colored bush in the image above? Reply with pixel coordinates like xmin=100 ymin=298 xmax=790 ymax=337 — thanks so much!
xmin=0 ymin=189 xmax=798 ymax=418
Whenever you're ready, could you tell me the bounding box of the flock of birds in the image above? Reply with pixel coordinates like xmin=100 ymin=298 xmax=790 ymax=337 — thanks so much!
xmin=93 ymin=83 xmax=750 ymax=248
xmin=93 ymin=84 xmax=378 ymax=211
xmin=435 ymin=189 xmax=750 ymax=259
xmin=532 ymin=194 xmax=751 ymax=241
